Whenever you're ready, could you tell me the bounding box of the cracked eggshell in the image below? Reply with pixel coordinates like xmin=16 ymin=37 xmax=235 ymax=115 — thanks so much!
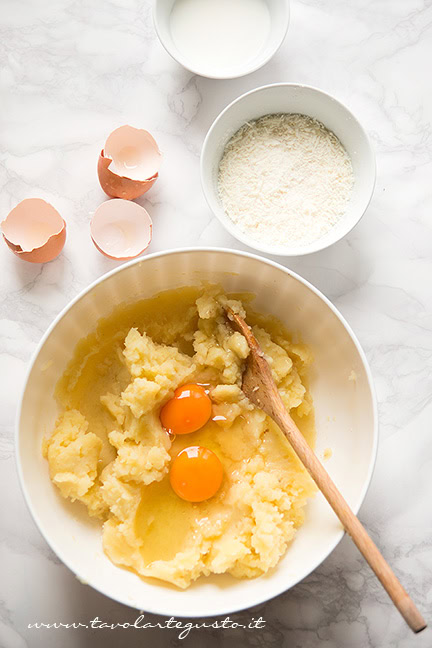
xmin=98 ymin=125 xmax=162 ymax=200
xmin=1 ymin=198 xmax=66 ymax=263
xmin=90 ymin=199 xmax=152 ymax=260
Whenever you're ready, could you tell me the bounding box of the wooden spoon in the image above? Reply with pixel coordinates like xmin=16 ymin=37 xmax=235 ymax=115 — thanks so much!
xmin=225 ymin=306 xmax=426 ymax=634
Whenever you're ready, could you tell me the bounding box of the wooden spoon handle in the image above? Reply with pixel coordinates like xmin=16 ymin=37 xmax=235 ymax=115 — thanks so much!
xmin=273 ymin=403 xmax=426 ymax=633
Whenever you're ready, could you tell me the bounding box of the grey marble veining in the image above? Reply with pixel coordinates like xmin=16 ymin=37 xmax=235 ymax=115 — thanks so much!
xmin=1 ymin=0 xmax=432 ymax=646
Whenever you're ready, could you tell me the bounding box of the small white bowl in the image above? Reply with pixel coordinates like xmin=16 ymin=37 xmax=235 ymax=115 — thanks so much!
xmin=153 ymin=0 xmax=290 ymax=79
xmin=201 ymin=83 xmax=376 ymax=256
xmin=17 ymin=248 xmax=377 ymax=617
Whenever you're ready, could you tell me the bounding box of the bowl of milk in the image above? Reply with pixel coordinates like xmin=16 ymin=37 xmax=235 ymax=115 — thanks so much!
xmin=153 ymin=0 xmax=290 ymax=79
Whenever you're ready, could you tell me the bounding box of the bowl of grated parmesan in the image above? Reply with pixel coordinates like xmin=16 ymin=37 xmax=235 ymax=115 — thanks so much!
xmin=201 ymin=83 xmax=376 ymax=256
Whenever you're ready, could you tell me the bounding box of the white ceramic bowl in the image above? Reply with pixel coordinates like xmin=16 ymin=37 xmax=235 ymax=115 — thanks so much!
xmin=17 ymin=248 xmax=378 ymax=617
xmin=153 ymin=0 xmax=289 ymax=79
xmin=201 ymin=83 xmax=376 ymax=256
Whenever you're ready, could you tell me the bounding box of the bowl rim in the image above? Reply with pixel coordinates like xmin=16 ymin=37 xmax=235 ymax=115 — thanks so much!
xmin=200 ymin=82 xmax=377 ymax=256
xmin=15 ymin=246 xmax=379 ymax=617
xmin=152 ymin=0 xmax=290 ymax=80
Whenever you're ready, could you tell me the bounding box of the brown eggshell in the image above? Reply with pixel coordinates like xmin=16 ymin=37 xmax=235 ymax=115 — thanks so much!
xmin=1 ymin=198 xmax=66 ymax=263
xmin=97 ymin=125 xmax=162 ymax=200
xmin=90 ymin=199 xmax=152 ymax=260
xmin=97 ymin=152 xmax=158 ymax=200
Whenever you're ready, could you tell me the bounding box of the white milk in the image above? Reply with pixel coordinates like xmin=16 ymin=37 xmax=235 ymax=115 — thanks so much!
xmin=169 ymin=0 xmax=271 ymax=74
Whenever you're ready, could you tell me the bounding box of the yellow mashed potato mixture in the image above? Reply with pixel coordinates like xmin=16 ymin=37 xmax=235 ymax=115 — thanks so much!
xmin=43 ymin=286 xmax=316 ymax=589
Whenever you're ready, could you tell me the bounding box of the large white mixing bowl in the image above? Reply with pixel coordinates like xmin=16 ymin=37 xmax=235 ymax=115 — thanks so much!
xmin=17 ymin=248 xmax=378 ymax=617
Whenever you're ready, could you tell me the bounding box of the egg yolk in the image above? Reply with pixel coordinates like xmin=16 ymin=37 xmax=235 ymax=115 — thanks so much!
xmin=169 ymin=446 xmax=223 ymax=502
xmin=160 ymin=384 xmax=212 ymax=435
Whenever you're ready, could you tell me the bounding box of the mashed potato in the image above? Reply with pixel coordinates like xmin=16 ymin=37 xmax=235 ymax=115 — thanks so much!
xmin=43 ymin=286 xmax=316 ymax=589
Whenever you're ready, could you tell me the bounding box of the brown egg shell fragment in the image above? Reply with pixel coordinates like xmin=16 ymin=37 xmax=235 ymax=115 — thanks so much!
xmin=1 ymin=198 xmax=66 ymax=263
xmin=97 ymin=151 xmax=158 ymax=200
xmin=97 ymin=125 xmax=162 ymax=200
xmin=104 ymin=126 xmax=161 ymax=180
xmin=91 ymin=234 xmax=152 ymax=261
xmin=90 ymin=198 xmax=152 ymax=260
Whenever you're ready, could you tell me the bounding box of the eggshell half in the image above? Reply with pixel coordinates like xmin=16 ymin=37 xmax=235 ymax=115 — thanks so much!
xmin=1 ymin=198 xmax=66 ymax=263
xmin=90 ymin=199 xmax=152 ymax=260
xmin=98 ymin=125 xmax=162 ymax=200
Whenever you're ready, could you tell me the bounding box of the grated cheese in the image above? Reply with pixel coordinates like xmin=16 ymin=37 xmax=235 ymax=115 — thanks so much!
xmin=217 ymin=113 xmax=354 ymax=247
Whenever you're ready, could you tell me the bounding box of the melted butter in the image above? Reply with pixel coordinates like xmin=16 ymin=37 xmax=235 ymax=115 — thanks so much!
xmin=135 ymin=419 xmax=230 ymax=566
xmin=135 ymin=477 xmax=196 ymax=564
xmin=57 ymin=286 xmax=201 ymax=403
xmin=55 ymin=287 xmax=204 ymax=467
xmin=134 ymin=405 xmax=316 ymax=566
xmin=54 ymin=284 xmax=316 ymax=569
xmin=133 ymin=406 xmax=309 ymax=568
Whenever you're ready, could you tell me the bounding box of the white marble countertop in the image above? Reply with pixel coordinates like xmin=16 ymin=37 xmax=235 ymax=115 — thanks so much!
xmin=1 ymin=0 xmax=431 ymax=646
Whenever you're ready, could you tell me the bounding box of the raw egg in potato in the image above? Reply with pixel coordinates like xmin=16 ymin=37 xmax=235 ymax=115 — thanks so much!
xmin=170 ymin=445 xmax=223 ymax=502
xmin=160 ymin=384 xmax=212 ymax=435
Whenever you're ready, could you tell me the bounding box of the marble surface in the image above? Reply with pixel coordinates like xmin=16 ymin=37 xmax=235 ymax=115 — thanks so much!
xmin=1 ymin=0 xmax=431 ymax=646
